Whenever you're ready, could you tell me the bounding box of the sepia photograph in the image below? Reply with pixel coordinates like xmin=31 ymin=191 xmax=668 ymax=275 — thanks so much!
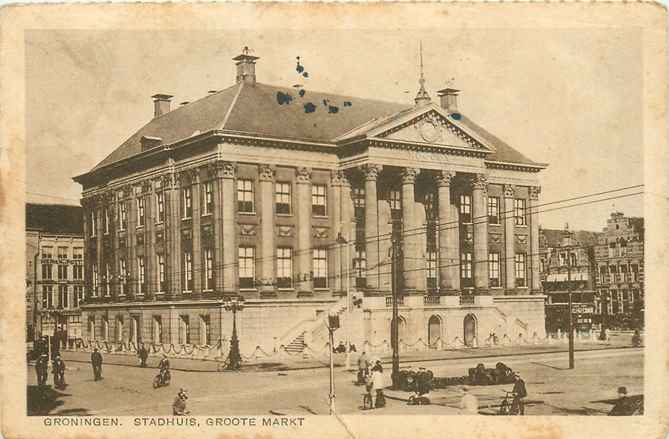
xmin=1 ymin=3 xmax=667 ymax=439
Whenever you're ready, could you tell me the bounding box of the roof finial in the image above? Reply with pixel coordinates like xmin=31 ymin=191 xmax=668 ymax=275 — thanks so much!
xmin=414 ymin=41 xmax=431 ymax=106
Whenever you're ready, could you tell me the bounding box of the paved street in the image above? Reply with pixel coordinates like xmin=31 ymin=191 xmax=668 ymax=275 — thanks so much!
xmin=27 ymin=347 xmax=642 ymax=416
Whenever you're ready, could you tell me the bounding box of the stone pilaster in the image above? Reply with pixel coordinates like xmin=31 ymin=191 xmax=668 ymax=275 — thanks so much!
xmin=362 ymin=164 xmax=381 ymax=292
xmin=437 ymin=170 xmax=459 ymax=292
xmin=191 ymin=170 xmax=202 ymax=295
xmin=529 ymin=186 xmax=542 ymax=292
xmin=504 ymin=184 xmax=516 ymax=291
xmin=126 ymin=189 xmax=136 ymax=298
xmin=295 ymin=167 xmax=313 ymax=294
xmin=143 ymin=181 xmax=154 ymax=300
xmin=165 ymin=172 xmax=181 ymax=299
xmin=95 ymin=197 xmax=104 ymax=297
xmin=341 ymin=173 xmax=354 ymax=291
xmin=472 ymin=174 xmax=489 ymax=291
xmin=259 ymin=164 xmax=276 ymax=296
xmin=218 ymin=161 xmax=237 ymax=294
xmin=330 ymin=170 xmax=344 ymax=294
xmin=401 ymin=167 xmax=421 ymax=294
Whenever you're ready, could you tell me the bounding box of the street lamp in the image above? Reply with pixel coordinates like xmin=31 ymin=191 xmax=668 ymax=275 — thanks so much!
xmin=336 ymin=226 xmax=354 ymax=371
xmin=390 ymin=218 xmax=402 ymax=390
xmin=327 ymin=313 xmax=340 ymax=415
xmin=223 ymin=296 xmax=245 ymax=370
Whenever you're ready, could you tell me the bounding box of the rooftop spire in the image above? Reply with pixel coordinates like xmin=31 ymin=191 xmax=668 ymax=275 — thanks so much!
xmin=414 ymin=41 xmax=431 ymax=106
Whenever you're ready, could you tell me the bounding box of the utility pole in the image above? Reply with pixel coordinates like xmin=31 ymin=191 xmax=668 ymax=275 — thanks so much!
xmin=567 ymin=247 xmax=575 ymax=369
xmin=390 ymin=218 xmax=401 ymax=390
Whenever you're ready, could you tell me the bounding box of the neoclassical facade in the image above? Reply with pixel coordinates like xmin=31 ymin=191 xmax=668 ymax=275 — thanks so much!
xmin=74 ymin=50 xmax=548 ymax=354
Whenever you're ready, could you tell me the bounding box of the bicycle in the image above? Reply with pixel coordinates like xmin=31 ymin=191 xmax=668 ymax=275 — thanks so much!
xmin=153 ymin=369 xmax=171 ymax=389
xmin=498 ymin=391 xmax=523 ymax=415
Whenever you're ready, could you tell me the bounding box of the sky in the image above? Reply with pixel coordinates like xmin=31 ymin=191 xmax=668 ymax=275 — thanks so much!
xmin=25 ymin=28 xmax=644 ymax=232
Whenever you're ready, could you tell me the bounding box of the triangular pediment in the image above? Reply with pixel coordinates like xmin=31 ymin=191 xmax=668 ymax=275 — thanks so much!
xmin=371 ymin=107 xmax=494 ymax=152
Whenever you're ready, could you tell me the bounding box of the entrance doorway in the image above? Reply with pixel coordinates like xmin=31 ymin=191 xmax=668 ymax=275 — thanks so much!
xmin=464 ymin=313 xmax=477 ymax=347
xmin=428 ymin=315 xmax=441 ymax=348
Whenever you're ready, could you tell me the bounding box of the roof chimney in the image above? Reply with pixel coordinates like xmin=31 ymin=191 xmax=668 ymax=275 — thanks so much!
xmin=437 ymin=88 xmax=460 ymax=113
xmin=233 ymin=46 xmax=259 ymax=85
xmin=151 ymin=94 xmax=173 ymax=118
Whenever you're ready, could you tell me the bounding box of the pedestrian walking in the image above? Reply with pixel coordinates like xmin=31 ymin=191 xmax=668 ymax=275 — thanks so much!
xmin=371 ymin=360 xmax=385 ymax=408
xmin=35 ymin=353 xmax=48 ymax=386
xmin=91 ymin=348 xmax=103 ymax=381
xmin=138 ymin=344 xmax=149 ymax=368
xmin=172 ymin=388 xmax=190 ymax=415
xmin=357 ymin=351 xmax=370 ymax=385
xmin=52 ymin=355 xmax=66 ymax=389
xmin=511 ymin=372 xmax=527 ymax=415
xmin=459 ymin=386 xmax=479 ymax=414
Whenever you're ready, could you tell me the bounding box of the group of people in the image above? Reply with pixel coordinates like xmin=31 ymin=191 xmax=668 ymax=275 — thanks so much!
xmin=357 ymin=351 xmax=386 ymax=409
xmin=34 ymin=353 xmax=66 ymax=389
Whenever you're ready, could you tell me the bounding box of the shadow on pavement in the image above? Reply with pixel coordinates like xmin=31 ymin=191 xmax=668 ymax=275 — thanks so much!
xmin=27 ymin=385 xmax=72 ymax=416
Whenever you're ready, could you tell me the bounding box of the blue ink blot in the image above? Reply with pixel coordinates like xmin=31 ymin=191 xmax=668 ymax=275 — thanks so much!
xmin=299 ymin=89 xmax=306 ymax=98
xmin=276 ymin=91 xmax=293 ymax=105
xmin=343 ymin=101 xmax=352 ymax=107
xmin=328 ymin=105 xmax=339 ymax=114
xmin=303 ymin=72 xmax=309 ymax=78
xmin=304 ymin=102 xmax=316 ymax=113
xmin=450 ymin=112 xmax=462 ymax=120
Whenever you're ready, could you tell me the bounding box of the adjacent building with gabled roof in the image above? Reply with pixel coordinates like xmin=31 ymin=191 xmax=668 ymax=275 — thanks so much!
xmin=73 ymin=49 xmax=549 ymax=355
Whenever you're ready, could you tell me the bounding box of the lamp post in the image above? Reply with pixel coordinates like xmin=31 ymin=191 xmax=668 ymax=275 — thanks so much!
xmin=390 ymin=218 xmax=402 ymax=390
xmin=336 ymin=226 xmax=354 ymax=371
xmin=224 ymin=296 xmax=245 ymax=370
xmin=327 ymin=313 xmax=340 ymax=415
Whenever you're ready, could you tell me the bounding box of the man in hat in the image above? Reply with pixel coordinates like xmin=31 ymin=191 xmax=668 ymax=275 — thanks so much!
xmin=511 ymin=372 xmax=527 ymax=415
xmin=35 ymin=353 xmax=49 ymax=386
xmin=138 ymin=343 xmax=149 ymax=368
xmin=370 ymin=360 xmax=385 ymax=408
xmin=173 ymin=388 xmax=189 ymax=415
xmin=609 ymin=386 xmax=633 ymax=416
xmin=91 ymin=348 xmax=103 ymax=381
xmin=357 ymin=351 xmax=370 ymax=385
xmin=52 ymin=355 xmax=66 ymax=389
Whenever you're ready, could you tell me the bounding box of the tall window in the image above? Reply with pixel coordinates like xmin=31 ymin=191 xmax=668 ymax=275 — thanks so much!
xmin=352 ymin=187 xmax=365 ymax=213
xmin=204 ymin=249 xmax=214 ymax=290
xmin=157 ymin=254 xmax=166 ymax=292
xmin=312 ymin=184 xmax=327 ymax=216
xmin=183 ymin=250 xmax=193 ymax=291
xmin=569 ymin=253 xmax=577 ymax=267
xmin=152 ymin=316 xmax=163 ymax=343
xmin=238 ymin=247 xmax=255 ymax=289
xmin=203 ymin=181 xmax=214 ymax=215
xmin=275 ymin=182 xmax=292 ymax=214
xmin=119 ymin=202 xmax=128 ymax=230
xmin=488 ymin=196 xmax=500 ymax=224
xmin=73 ymin=263 xmax=83 ymax=280
xmin=44 ymin=286 xmax=53 ymax=308
xmin=90 ymin=211 xmax=97 ymax=237
xmin=515 ymin=253 xmax=527 ymax=287
xmin=73 ymin=247 xmax=83 ymax=260
xmin=459 ymin=194 xmax=472 ymax=223
xmin=388 ymin=189 xmax=401 ymax=212
xmin=58 ymin=246 xmax=68 ymax=259
xmin=42 ymin=262 xmax=53 ymax=280
xmin=59 ymin=285 xmax=68 ymax=309
xmin=426 ymin=250 xmax=437 ymax=290
xmin=489 ymin=252 xmax=500 ymax=287
xmin=200 ymin=315 xmax=211 ymax=346
xmin=156 ymin=192 xmax=165 ymax=223
xmin=237 ymin=179 xmax=255 ymax=213
xmin=631 ymin=264 xmax=639 ymax=282
xmin=179 ymin=315 xmax=190 ymax=345
xmin=103 ymin=208 xmax=110 ymax=234
xmin=354 ymin=248 xmax=367 ymax=288
xmin=460 ymin=252 xmax=473 ymax=287
xmin=514 ymin=199 xmax=527 ymax=226
xmin=182 ymin=187 xmax=193 ymax=218
xmin=92 ymin=263 xmax=98 ymax=296
xmin=119 ymin=258 xmax=127 ymax=295
xmin=277 ymin=247 xmax=293 ymax=288
xmin=313 ymin=248 xmax=328 ymax=289
xmin=58 ymin=263 xmax=68 ymax=280
xmin=104 ymin=263 xmax=111 ymax=296
xmin=137 ymin=256 xmax=145 ymax=294
xmin=73 ymin=286 xmax=83 ymax=308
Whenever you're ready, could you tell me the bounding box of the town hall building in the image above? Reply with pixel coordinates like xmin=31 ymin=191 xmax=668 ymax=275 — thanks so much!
xmin=73 ymin=49 xmax=548 ymax=355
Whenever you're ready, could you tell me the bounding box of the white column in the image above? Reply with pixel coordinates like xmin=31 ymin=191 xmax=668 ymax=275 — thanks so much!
xmin=529 ymin=186 xmax=542 ymax=292
xmin=362 ymin=164 xmax=381 ymax=291
xmin=504 ymin=184 xmax=516 ymax=291
xmin=259 ymin=164 xmax=276 ymax=295
xmin=295 ymin=167 xmax=313 ymax=294
xmin=437 ymin=170 xmax=459 ymax=292
xmin=472 ymin=174 xmax=489 ymax=291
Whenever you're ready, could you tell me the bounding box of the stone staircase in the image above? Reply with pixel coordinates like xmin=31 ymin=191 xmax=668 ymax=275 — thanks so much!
xmin=284 ymin=332 xmax=306 ymax=354
xmin=278 ymin=297 xmax=348 ymax=354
